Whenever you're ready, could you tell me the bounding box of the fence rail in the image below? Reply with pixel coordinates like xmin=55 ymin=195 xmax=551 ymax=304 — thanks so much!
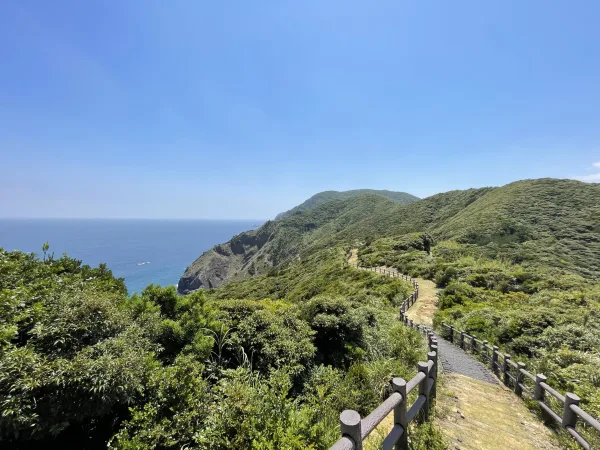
xmin=344 ymin=260 xmax=600 ymax=449
xmin=441 ymin=322 xmax=600 ymax=449
xmin=331 ymin=264 xmax=433 ymax=450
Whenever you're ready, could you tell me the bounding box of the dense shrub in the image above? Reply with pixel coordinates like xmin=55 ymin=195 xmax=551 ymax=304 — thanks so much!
xmin=0 ymin=247 xmax=430 ymax=449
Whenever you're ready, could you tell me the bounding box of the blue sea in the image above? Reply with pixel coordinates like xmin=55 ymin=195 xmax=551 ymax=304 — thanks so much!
xmin=0 ymin=219 xmax=260 ymax=294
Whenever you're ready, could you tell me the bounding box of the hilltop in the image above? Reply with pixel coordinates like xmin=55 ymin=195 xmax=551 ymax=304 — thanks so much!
xmin=178 ymin=178 xmax=600 ymax=294
xmin=274 ymin=189 xmax=419 ymax=220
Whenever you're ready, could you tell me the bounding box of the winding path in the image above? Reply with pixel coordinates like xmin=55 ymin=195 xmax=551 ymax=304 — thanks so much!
xmin=349 ymin=251 xmax=562 ymax=450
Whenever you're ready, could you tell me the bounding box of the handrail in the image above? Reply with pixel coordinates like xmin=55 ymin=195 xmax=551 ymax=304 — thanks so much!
xmin=360 ymin=392 xmax=403 ymax=440
xmin=441 ymin=321 xmax=599 ymax=449
xmin=406 ymin=371 xmax=426 ymax=393
xmin=346 ymin=260 xmax=600 ymax=449
xmin=331 ymin=262 xmax=434 ymax=450
xmin=571 ymin=405 xmax=600 ymax=432
xmin=541 ymin=382 xmax=566 ymax=403
xmin=520 ymin=368 xmax=535 ymax=381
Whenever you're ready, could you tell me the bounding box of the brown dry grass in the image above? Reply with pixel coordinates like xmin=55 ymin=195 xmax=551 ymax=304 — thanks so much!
xmin=437 ymin=374 xmax=562 ymax=450
xmin=406 ymin=278 xmax=438 ymax=326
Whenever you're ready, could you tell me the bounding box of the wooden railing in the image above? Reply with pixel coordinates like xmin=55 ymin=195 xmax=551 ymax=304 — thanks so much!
xmin=331 ymin=265 xmax=435 ymax=450
xmin=442 ymin=323 xmax=600 ymax=449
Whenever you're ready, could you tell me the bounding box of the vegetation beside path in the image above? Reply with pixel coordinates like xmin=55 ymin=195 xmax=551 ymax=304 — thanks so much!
xmin=356 ymin=257 xmax=563 ymax=450
xmin=1 ymin=245 xmax=447 ymax=449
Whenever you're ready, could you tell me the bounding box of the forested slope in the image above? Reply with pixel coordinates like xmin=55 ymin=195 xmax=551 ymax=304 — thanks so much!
xmin=3 ymin=177 xmax=599 ymax=449
xmin=180 ymin=178 xmax=600 ymax=294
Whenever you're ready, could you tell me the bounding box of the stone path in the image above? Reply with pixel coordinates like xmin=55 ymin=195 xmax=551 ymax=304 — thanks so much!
xmin=369 ymin=266 xmax=499 ymax=385
xmin=434 ymin=335 xmax=498 ymax=384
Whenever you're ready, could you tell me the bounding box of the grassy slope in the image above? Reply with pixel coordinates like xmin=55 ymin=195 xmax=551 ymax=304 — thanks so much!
xmin=182 ymin=179 xmax=600 ymax=293
xmin=349 ymin=180 xmax=600 ymax=448
xmin=434 ymin=179 xmax=600 ymax=277
xmin=204 ymin=178 xmax=600 ymax=447
xmin=274 ymin=189 xmax=419 ymax=220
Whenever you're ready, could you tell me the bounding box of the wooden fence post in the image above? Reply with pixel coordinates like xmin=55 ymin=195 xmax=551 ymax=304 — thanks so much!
xmin=534 ymin=373 xmax=549 ymax=422
xmin=417 ymin=362 xmax=429 ymax=423
xmin=503 ymin=354 xmax=511 ymax=386
xmin=449 ymin=325 xmax=454 ymax=343
xmin=515 ymin=362 xmax=526 ymax=397
xmin=340 ymin=410 xmax=362 ymax=450
xmin=534 ymin=374 xmax=546 ymax=401
xmin=392 ymin=378 xmax=408 ymax=450
xmin=459 ymin=331 xmax=465 ymax=350
xmin=492 ymin=346 xmax=499 ymax=373
xmin=471 ymin=335 xmax=476 ymax=352
xmin=428 ymin=349 xmax=438 ymax=399
xmin=482 ymin=340 xmax=488 ymax=358
xmin=563 ymin=393 xmax=580 ymax=429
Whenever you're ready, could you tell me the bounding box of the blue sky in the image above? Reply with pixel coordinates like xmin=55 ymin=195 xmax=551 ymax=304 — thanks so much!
xmin=1 ymin=0 xmax=599 ymax=219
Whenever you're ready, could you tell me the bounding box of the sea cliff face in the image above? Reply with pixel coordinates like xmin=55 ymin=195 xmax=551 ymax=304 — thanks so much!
xmin=177 ymin=222 xmax=275 ymax=294
xmin=178 ymin=189 xmax=421 ymax=294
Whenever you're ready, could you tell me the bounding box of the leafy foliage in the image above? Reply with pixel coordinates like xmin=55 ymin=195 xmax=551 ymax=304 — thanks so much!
xmin=7 ymin=177 xmax=598 ymax=448
xmin=0 ymin=244 xmax=429 ymax=449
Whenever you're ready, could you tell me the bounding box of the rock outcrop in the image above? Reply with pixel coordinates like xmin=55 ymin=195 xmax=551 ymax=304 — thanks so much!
xmin=177 ymin=222 xmax=275 ymax=294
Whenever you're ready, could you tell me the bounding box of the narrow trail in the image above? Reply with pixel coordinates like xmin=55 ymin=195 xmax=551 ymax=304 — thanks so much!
xmin=348 ymin=250 xmax=562 ymax=450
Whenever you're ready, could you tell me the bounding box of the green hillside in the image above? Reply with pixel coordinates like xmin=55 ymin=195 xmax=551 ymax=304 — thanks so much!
xmin=274 ymin=189 xmax=419 ymax=220
xmin=0 ymin=245 xmax=435 ymax=449
xmin=3 ymin=178 xmax=600 ymax=449
xmin=180 ymin=179 xmax=600 ymax=294
xmin=201 ymin=177 xmax=600 ymax=447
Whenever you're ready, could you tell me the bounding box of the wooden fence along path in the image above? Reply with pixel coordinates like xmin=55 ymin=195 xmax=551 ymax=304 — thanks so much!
xmin=330 ymin=264 xmax=438 ymax=450
xmin=441 ymin=323 xmax=600 ymax=449
xmin=332 ymin=262 xmax=600 ymax=450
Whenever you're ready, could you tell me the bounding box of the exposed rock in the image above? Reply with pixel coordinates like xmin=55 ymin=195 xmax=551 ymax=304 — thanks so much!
xmin=177 ymin=222 xmax=277 ymax=294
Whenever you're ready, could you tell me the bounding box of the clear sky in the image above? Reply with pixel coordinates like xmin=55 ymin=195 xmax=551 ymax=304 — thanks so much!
xmin=1 ymin=1 xmax=599 ymax=219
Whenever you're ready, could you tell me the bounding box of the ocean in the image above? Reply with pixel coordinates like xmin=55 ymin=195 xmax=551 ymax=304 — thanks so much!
xmin=0 ymin=219 xmax=260 ymax=294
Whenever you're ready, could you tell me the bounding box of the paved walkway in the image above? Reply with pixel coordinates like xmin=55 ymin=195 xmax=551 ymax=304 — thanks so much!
xmin=435 ymin=335 xmax=498 ymax=384
xmin=350 ymin=256 xmax=562 ymax=450
xmin=368 ymin=265 xmax=499 ymax=385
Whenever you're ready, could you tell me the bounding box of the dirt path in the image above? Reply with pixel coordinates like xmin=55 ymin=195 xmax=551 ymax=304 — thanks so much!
xmin=349 ymin=254 xmax=562 ymax=450
xmin=438 ymin=374 xmax=561 ymax=450
xmin=347 ymin=248 xmax=358 ymax=266
xmin=406 ymin=277 xmax=437 ymax=325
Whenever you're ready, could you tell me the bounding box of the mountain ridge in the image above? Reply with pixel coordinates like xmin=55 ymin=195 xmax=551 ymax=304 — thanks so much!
xmin=274 ymin=189 xmax=419 ymax=220
xmin=177 ymin=178 xmax=600 ymax=294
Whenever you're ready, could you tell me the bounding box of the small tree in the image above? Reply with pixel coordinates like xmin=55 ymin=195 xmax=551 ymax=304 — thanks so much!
xmin=42 ymin=241 xmax=49 ymax=262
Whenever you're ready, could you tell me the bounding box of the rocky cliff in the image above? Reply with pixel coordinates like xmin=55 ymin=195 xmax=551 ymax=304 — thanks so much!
xmin=178 ymin=190 xmax=419 ymax=294
xmin=177 ymin=221 xmax=276 ymax=294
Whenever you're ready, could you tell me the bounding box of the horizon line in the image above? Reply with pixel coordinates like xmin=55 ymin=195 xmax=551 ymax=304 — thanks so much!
xmin=0 ymin=217 xmax=269 ymax=222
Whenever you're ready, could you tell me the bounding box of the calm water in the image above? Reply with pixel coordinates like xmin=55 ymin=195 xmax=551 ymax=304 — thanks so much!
xmin=0 ymin=219 xmax=259 ymax=294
